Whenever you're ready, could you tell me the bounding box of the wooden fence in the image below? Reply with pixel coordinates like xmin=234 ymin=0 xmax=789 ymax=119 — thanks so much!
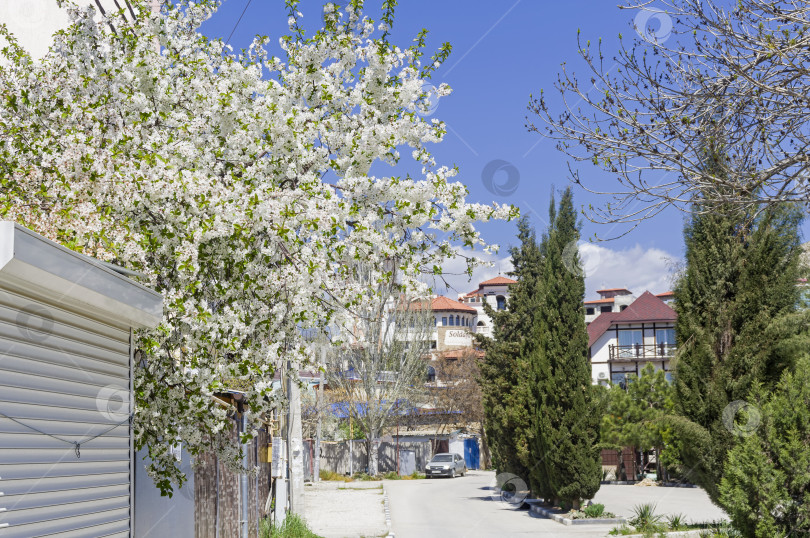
xmin=194 ymin=422 xmax=272 ymax=538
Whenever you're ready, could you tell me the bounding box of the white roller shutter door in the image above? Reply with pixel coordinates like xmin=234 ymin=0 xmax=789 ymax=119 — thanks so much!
xmin=0 ymin=283 xmax=133 ymax=538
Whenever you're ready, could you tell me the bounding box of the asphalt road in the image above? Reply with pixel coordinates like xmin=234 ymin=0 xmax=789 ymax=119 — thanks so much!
xmin=384 ymin=470 xmax=617 ymax=538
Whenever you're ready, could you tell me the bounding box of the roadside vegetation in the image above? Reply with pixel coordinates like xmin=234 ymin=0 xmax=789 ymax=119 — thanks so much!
xmin=260 ymin=514 xmax=321 ymax=538
xmin=318 ymin=469 xmax=425 ymax=482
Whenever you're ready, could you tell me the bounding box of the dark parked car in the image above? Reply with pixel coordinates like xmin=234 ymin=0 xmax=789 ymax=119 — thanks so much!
xmin=425 ymin=453 xmax=466 ymax=478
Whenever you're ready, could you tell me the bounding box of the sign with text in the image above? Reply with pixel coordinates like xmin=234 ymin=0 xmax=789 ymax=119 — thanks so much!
xmin=444 ymin=329 xmax=472 ymax=347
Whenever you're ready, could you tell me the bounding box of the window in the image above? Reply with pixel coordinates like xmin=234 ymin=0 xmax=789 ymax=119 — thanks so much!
xmin=442 ymin=317 xmax=447 ymax=326
xmin=600 ymin=305 xmax=612 ymax=313
xmin=477 ymin=321 xmax=484 ymax=327
xmin=664 ymin=371 xmax=673 ymax=383
xmin=430 ymin=340 xmax=437 ymax=349
xmin=455 ymin=315 xmax=460 ymax=326
xmin=611 ymin=372 xmax=629 ymax=390
xmin=620 ymin=305 xmax=628 ymax=311
xmin=496 ymin=295 xmax=506 ymax=311
xmin=656 ymin=328 xmax=675 ymax=345
xmin=586 ymin=307 xmax=595 ymax=315
xmin=449 ymin=316 xmax=454 ymax=326
xmin=618 ymin=329 xmax=643 ymax=358
xmin=434 ymin=318 xmax=437 ymax=326
xmin=656 ymin=328 xmax=675 ymax=356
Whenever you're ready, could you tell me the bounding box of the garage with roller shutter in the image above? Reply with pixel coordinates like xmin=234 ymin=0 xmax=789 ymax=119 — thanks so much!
xmin=0 ymin=222 xmax=162 ymax=537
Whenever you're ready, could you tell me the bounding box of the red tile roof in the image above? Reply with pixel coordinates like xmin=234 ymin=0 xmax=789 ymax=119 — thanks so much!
xmin=586 ymin=292 xmax=676 ymax=347
xmin=614 ymin=291 xmax=676 ymax=323
xmin=584 ymin=297 xmax=615 ymax=304
xmin=479 ymin=276 xmax=517 ymax=286
xmin=587 ymin=312 xmax=621 ymax=347
xmin=656 ymin=291 xmax=675 ymax=297
xmin=431 ymin=296 xmax=477 ymax=313
xmin=439 ymin=348 xmax=485 ymax=359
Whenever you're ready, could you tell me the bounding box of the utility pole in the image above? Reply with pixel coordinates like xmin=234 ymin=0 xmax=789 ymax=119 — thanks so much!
xmin=239 ymin=406 xmax=249 ymax=538
xmin=286 ymin=360 xmax=304 ymax=514
xmin=396 ymin=400 xmax=400 ymax=475
xmin=314 ymin=347 xmax=325 ymax=482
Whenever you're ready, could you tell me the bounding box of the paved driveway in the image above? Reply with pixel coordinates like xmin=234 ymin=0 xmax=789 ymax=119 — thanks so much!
xmin=593 ymin=484 xmax=727 ymax=524
xmin=385 ymin=470 xmax=616 ymax=538
xmin=301 ymin=481 xmax=388 ymax=538
xmin=385 ymin=471 xmax=729 ymax=538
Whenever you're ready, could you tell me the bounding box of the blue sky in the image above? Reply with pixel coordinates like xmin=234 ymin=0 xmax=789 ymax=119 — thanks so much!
xmin=196 ymin=1 xmax=733 ymax=299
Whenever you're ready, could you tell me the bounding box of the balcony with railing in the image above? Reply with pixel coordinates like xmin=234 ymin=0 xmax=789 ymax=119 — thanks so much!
xmin=608 ymin=343 xmax=675 ymax=361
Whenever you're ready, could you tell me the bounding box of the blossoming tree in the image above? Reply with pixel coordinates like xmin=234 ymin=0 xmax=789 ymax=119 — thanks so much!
xmin=0 ymin=0 xmax=516 ymax=492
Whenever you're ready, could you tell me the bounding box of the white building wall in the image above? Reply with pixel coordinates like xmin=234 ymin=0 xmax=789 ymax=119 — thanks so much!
xmin=0 ymin=0 xmax=158 ymax=60
xmin=590 ymin=331 xmax=614 ymax=385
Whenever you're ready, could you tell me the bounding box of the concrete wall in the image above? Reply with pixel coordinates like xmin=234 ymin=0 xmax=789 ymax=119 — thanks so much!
xmin=319 ymin=440 xmax=432 ymax=475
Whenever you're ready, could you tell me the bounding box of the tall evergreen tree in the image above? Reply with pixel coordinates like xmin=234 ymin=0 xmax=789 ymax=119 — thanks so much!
xmin=672 ymin=196 xmax=805 ymax=503
xmin=477 ymin=217 xmax=543 ymax=483
xmin=719 ymin=354 xmax=810 ymax=538
xmin=529 ymin=188 xmax=602 ymax=507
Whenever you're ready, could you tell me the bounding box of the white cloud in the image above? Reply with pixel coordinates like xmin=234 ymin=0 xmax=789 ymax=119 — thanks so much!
xmin=431 ymin=248 xmax=513 ymax=299
xmin=579 ymin=242 xmax=680 ymax=299
xmin=428 ymin=241 xmax=681 ymax=300
xmin=434 ymin=242 xmax=679 ymax=302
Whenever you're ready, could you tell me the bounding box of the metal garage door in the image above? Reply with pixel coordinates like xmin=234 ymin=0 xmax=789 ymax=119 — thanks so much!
xmin=0 ymin=283 xmax=133 ymax=537
xmin=0 ymin=221 xmax=162 ymax=538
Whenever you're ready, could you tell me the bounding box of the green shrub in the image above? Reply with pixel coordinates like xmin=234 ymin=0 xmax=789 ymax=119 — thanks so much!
xmin=666 ymin=513 xmax=687 ymax=531
xmin=583 ymin=503 xmax=605 ymax=518
xmin=382 ymin=471 xmax=400 ymax=480
xmin=629 ymin=503 xmax=664 ymax=534
xmin=259 ymin=514 xmax=321 ymax=538
xmin=318 ymin=469 xmax=351 ymax=482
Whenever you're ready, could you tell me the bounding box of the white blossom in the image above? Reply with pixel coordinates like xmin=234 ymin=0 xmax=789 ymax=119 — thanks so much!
xmin=0 ymin=0 xmax=517 ymax=493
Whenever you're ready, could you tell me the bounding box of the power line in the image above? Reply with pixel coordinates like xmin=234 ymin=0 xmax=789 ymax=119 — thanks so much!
xmin=226 ymin=0 xmax=254 ymax=45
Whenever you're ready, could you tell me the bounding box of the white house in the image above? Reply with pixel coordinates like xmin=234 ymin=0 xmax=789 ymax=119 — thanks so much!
xmin=457 ymin=276 xmax=517 ymax=338
xmin=587 ymin=291 xmax=677 ymax=387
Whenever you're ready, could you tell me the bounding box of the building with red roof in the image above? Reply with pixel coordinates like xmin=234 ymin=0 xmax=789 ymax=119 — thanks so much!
xmin=587 ymin=291 xmax=677 ymax=387
xmin=457 ymin=274 xmax=517 ymax=338
xmin=584 ymin=287 xmax=635 ymax=323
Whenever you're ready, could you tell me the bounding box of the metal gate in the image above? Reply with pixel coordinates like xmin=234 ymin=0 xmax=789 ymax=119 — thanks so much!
xmin=463 ymin=438 xmax=480 ymax=470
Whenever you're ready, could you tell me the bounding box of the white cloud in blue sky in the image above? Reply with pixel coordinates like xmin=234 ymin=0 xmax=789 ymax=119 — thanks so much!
xmin=436 ymin=243 xmax=680 ymax=301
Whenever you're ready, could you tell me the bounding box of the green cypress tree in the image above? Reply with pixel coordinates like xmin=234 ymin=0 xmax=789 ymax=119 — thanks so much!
xmin=719 ymin=355 xmax=810 ymax=538
xmin=672 ymin=197 xmax=804 ymax=503
xmin=477 ymin=216 xmax=542 ymax=483
xmin=529 ymin=187 xmax=602 ymax=507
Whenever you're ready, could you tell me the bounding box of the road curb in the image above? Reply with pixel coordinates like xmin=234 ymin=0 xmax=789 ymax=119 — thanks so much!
xmin=527 ymin=500 xmax=627 ymax=526
xmin=382 ymin=485 xmax=394 ymax=538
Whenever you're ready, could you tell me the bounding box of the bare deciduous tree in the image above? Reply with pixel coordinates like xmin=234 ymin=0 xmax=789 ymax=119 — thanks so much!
xmin=531 ymin=0 xmax=810 ymax=229
xmin=423 ymin=349 xmax=490 ymax=467
xmin=423 ymin=350 xmax=485 ymax=435
xmin=324 ymin=265 xmax=433 ymax=475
